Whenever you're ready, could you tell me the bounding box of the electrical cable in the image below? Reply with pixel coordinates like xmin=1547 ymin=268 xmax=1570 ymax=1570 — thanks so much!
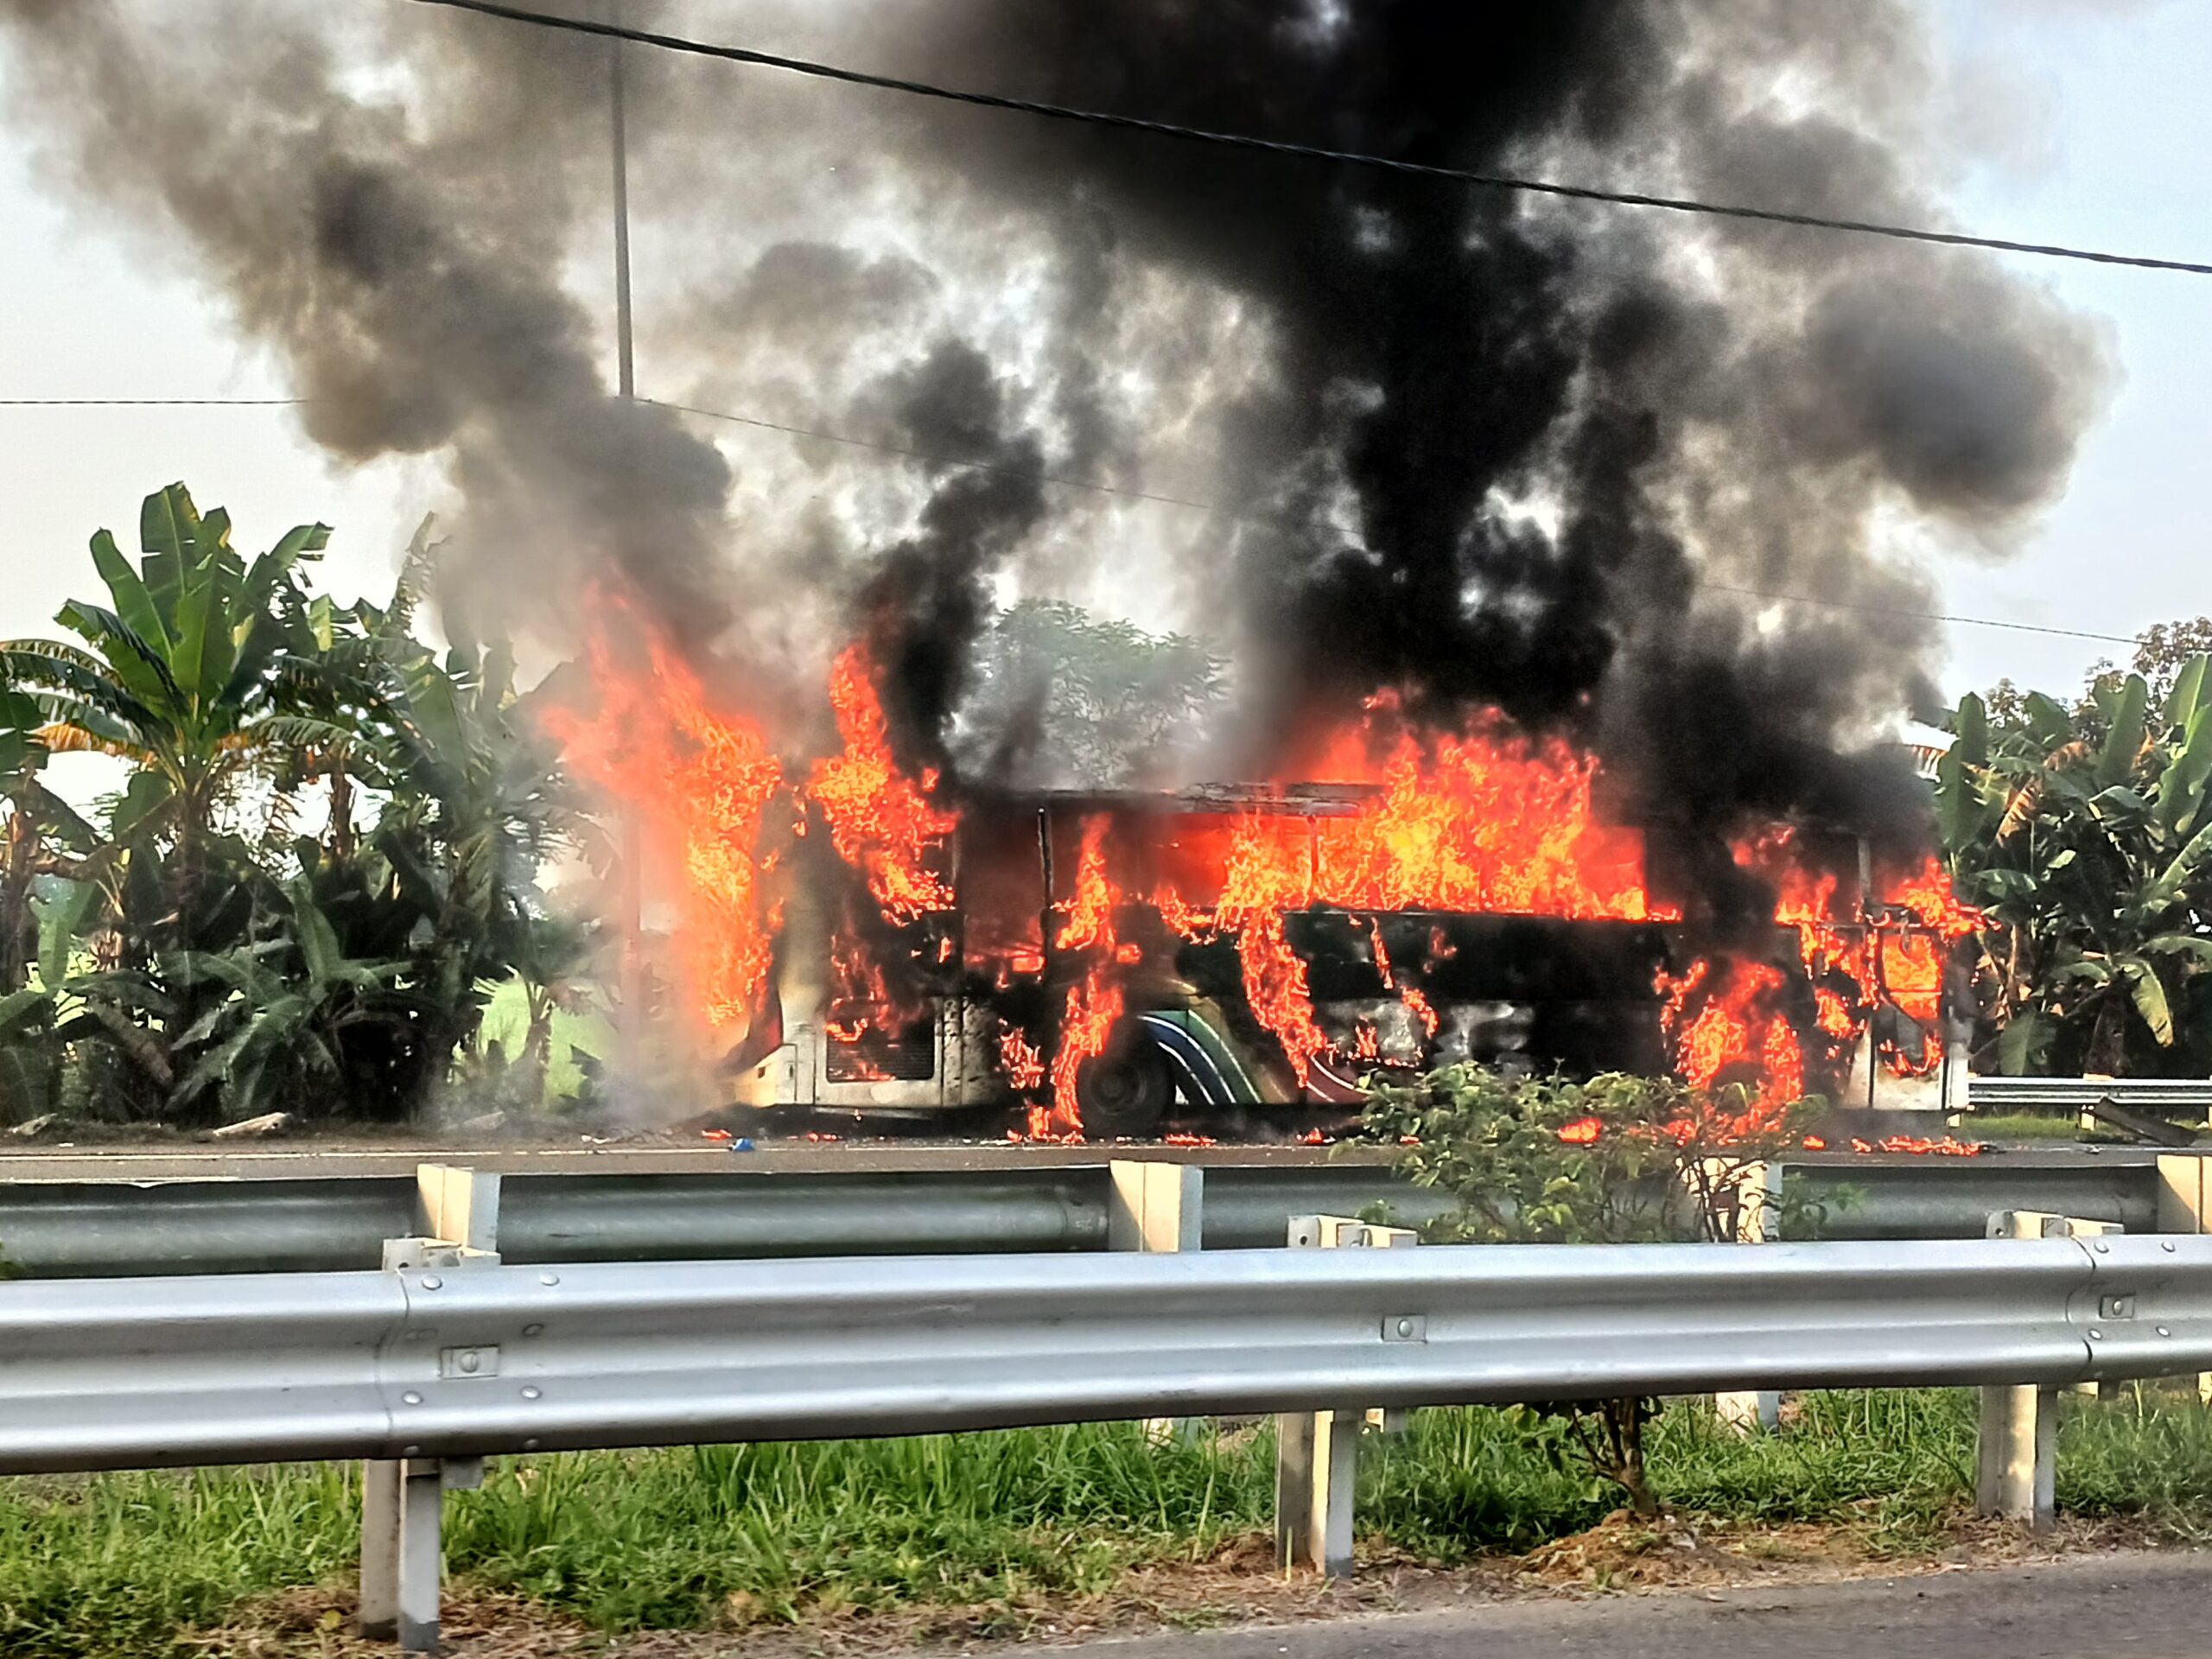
xmin=0 ymin=397 xmax=307 ymax=406
xmin=411 ymin=0 xmax=2212 ymax=278
xmin=1698 ymin=583 xmax=2135 ymax=645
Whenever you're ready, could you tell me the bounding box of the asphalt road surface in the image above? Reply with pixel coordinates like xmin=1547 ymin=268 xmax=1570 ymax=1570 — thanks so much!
xmin=1089 ymin=1552 xmax=2211 ymax=1659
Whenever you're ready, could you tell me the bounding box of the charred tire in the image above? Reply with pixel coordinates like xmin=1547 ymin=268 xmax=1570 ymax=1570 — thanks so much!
xmin=1074 ymin=1027 xmax=1174 ymax=1138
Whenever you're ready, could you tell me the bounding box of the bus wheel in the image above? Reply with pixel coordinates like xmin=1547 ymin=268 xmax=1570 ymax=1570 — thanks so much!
xmin=1075 ymin=1027 xmax=1173 ymax=1138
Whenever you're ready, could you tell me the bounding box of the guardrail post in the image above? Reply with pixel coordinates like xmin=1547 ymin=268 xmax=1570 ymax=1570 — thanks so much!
xmin=1976 ymin=1209 xmax=2079 ymax=1529
xmin=361 ymin=1171 xmax=500 ymax=1653
xmin=1976 ymin=1381 xmax=2056 ymax=1529
xmin=359 ymin=1459 xmax=404 ymax=1643
xmin=1276 ymin=1382 xmax=1359 ymax=1578
xmin=397 ymin=1459 xmax=442 ymax=1654
xmin=1713 ymin=1160 xmax=1782 ymax=1434
xmin=2157 ymin=1154 xmax=2212 ymax=1402
xmin=363 ymin=1455 xmax=482 ymax=1656
xmin=1274 ymin=1215 xmax=1413 ymax=1576
xmin=416 ymin=1163 xmax=501 ymax=1254
xmin=1110 ymin=1160 xmax=1204 ymax=1443
xmin=1108 ymin=1160 xmax=1201 ymax=1253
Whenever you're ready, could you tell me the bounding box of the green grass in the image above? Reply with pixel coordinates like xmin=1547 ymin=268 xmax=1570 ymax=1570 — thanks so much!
xmin=1961 ymin=1112 xmax=2088 ymax=1141
xmin=6 ymin=1393 xmax=2212 ymax=1657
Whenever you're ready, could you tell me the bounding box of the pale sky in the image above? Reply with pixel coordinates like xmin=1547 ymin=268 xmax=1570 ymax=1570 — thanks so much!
xmin=1 ymin=0 xmax=2206 ymax=746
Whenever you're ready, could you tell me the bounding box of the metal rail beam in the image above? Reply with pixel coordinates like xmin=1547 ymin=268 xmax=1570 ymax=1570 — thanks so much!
xmin=1972 ymin=1078 xmax=2212 ymax=1110
xmin=0 ymin=1165 xmax=1459 ymax=1277
xmin=1785 ymin=1156 xmax=2158 ymax=1240
xmin=3 ymin=1235 xmax=2206 ymax=1477
xmin=0 ymin=1154 xmax=2170 ymax=1277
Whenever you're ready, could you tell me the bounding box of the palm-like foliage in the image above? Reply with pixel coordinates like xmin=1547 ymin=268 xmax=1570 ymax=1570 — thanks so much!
xmin=168 ymin=878 xmax=416 ymax=1120
xmin=0 ymin=689 xmax=96 ymax=994
xmin=1938 ymin=655 xmax=2212 ymax=1075
xmin=0 ymin=487 xmax=597 ymax=1127
xmin=0 ymin=483 xmax=350 ymax=938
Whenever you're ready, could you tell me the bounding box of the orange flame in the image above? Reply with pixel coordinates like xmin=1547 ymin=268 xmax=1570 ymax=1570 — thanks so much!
xmin=1058 ymin=817 xmax=1117 ymax=952
xmin=997 ymin=1022 xmax=1044 ymax=1090
xmin=824 ymin=930 xmax=888 ymax=1048
xmin=1557 ymin=1116 xmax=1605 ymax=1145
xmin=1850 ymin=1135 xmax=1985 ymax=1157
xmin=1038 ymin=816 xmax=1127 ymax=1140
xmin=1730 ymin=830 xmax=1983 ymax=1087
xmin=822 ymin=920 xmax=929 ymax=1081
xmin=1656 ymin=958 xmax=1803 ymax=1132
xmin=562 ymin=618 xmax=1986 ymax=1129
xmin=544 ymin=613 xmax=784 ymax=1034
xmin=806 ymin=645 xmax=957 ymax=922
xmin=1198 ymin=706 xmax=1679 ymax=1080
xmin=1305 ymin=716 xmax=1671 ymax=920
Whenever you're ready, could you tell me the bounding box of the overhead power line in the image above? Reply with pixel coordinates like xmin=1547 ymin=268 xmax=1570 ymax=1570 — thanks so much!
xmin=1699 ymin=583 xmax=2135 ymax=645
xmin=0 ymin=397 xmax=306 ymax=406
xmin=3 ymin=388 xmax=2143 ymax=645
xmin=414 ymin=0 xmax=2212 ymax=278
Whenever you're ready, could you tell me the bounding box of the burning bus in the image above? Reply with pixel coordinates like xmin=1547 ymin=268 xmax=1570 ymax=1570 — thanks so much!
xmin=556 ymin=634 xmax=1978 ymax=1141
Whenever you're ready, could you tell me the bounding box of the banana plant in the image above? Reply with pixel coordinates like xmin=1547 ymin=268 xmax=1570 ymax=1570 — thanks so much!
xmin=0 ymin=484 xmax=354 ymax=950
xmin=168 ymin=879 xmax=416 ymax=1121
xmin=1941 ymin=657 xmax=2212 ymax=1076
xmin=0 ymin=687 xmax=97 ymax=995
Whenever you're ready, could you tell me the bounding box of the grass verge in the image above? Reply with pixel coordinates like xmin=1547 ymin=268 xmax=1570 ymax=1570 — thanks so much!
xmin=1959 ymin=1112 xmax=2088 ymax=1141
xmin=5 ymin=1390 xmax=2212 ymax=1657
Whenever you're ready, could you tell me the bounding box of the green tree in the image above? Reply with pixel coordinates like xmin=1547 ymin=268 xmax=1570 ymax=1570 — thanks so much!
xmin=2130 ymin=618 xmax=2212 ymax=706
xmin=1355 ymin=1067 xmax=1819 ymax=1516
xmin=1990 ymin=617 xmax=2212 ymax=729
xmin=1937 ymin=658 xmax=2212 ymax=1076
xmin=167 ymin=878 xmax=413 ymax=1121
xmin=224 ymin=544 xmax=586 ymax=1122
xmin=962 ymin=601 xmax=1228 ymax=787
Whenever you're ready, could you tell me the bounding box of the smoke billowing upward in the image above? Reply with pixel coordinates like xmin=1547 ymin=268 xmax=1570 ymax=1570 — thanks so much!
xmin=2 ymin=0 xmax=2115 ymax=882
xmin=860 ymin=0 xmax=2112 ymax=869
xmin=1 ymin=0 xmax=738 ymax=652
xmin=857 ymin=340 xmax=1048 ymax=774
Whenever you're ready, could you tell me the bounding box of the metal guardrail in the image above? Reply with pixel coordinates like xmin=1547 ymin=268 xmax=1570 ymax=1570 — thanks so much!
xmin=1972 ymin=1077 xmax=2212 ymax=1114
xmin=0 ymin=1152 xmax=2171 ymax=1276
xmin=1787 ymin=1154 xmax=2158 ymax=1240
xmin=3 ymin=1235 xmax=2204 ymax=1477
xmin=0 ymin=1164 xmax=1459 ymax=1277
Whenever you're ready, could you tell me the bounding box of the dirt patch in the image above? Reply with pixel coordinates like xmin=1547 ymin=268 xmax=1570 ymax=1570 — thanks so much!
xmin=1495 ymin=1507 xmax=2163 ymax=1593
xmin=177 ymin=1511 xmax=2183 ymax=1659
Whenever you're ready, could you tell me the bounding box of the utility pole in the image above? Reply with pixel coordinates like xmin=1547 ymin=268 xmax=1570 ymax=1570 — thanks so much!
xmin=609 ymin=3 xmax=646 ymax=1067
xmin=610 ymin=3 xmax=636 ymax=401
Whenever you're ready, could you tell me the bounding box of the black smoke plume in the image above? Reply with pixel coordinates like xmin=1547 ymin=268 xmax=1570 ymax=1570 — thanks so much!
xmin=859 ymin=1 xmax=2111 ymax=868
